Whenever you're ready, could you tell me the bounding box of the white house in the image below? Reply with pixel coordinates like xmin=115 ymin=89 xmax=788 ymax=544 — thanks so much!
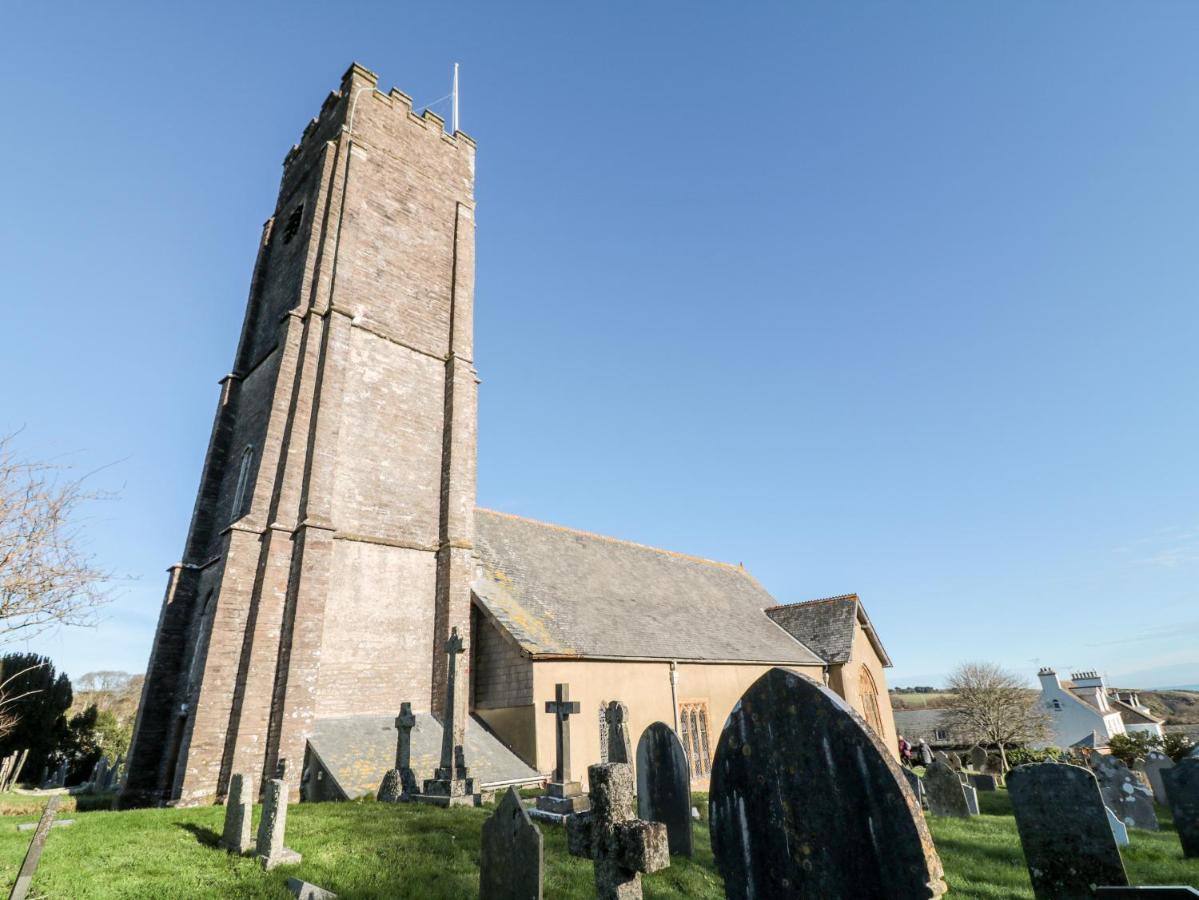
xmin=1036 ymin=667 xmax=1164 ymax=748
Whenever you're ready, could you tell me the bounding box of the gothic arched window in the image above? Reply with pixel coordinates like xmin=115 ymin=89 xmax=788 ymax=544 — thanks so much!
xmin=859 ymin=666 xmax=884 ymax=735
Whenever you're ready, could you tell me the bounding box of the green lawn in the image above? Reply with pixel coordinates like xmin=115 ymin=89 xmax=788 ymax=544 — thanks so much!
xmin=0 ymin=789 xmax=1191 ymax=898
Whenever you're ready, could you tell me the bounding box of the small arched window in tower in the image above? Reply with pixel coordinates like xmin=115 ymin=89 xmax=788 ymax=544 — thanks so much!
xmin=859 ymin=666 xmax=884 ymax=736
xmin=281 ymin=203 xmax=304 ymax=244
xmin=231 ymin=446 xmax=254 ymax=521
xmin=598 ymin=701 xmax=609 ymax=764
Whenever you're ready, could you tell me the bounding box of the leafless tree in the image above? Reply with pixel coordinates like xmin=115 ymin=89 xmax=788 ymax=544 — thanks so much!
xmin=0 ymin=433 xmax=114 ymax=642
xmin=943 ymin=661 xmax=1051 ymax=771
xmin=0 ymin=662 xmax=49 ymax=741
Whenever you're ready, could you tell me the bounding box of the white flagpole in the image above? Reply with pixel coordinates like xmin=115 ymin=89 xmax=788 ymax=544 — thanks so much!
xmin=452 ymin=63 xmax=459 ymax=134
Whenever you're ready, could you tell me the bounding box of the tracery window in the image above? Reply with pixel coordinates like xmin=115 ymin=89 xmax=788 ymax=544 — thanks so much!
xmin=678 ymin=700 xmax=713 ymax=780
xmin=231 ymin=445 xmax=254 ymax=521
xmin=859 ymin=666 xmax=884 ymax=735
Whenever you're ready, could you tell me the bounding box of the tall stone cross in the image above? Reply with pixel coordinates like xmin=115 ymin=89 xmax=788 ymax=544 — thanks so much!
xmin=568 ymin=762 xmax=669 ymax=900
xmin=395 ymin=702 xmax=416 ymax=771
xmin=546 ymin=683 xmax=581 ymax=785
xmin=437 ymin=627 xmax=468 ymax=781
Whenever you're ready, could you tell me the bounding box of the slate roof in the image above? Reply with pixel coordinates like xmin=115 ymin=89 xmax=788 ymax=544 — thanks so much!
xmin=764 ymin=594 xmax=893 ymax=667
xmin=1107 ymin=696 xmax=1162 ymax=726
xmin=307 ymin=713 xmax=540 ymax=799
xmin=472 ymin=509 xmax=823 ymax=665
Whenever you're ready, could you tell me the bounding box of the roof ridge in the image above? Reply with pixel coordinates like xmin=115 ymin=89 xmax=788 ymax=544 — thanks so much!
xmin=475 ymin=507 xmax=747 ymax=574
xmin=764 ymin=593 xmax=859 ymax=612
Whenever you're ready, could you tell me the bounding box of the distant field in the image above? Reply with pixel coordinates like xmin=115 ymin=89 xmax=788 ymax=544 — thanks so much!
xmin=889 ymin=688 xmax=1199 ymax=723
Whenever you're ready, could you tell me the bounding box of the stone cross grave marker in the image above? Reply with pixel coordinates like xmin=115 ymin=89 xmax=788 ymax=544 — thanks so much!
xmin=604 ymin=701 xmax=632 ymax=765
xmin=9 ymin=794 xmax=60 ymax=900
xmin=969 ymin=745 xmax=987 ymax=771
xmin=415 ymin=628 xmax=476 ymax=806
xmin=1092 ymin=755 xmax=1158 ymax=831
xmin=480 ymin=786 xmax=543 ymax=900
xmin=709 ymin=667 xmax=946 ymax=899
xmin=535 ymin=683 xmax=589 ymax=817
xmin=635 ymin=721 xmax=692 ymax=857
xmin=378 ymin=702 xmax=418 ymax=802
xmin=925 ymin=760 xmax=972 ymax=818
xmin=220 ymin=773 xmax=254 ymax=854
xmin=1008 ymin=762 xmax=1128 ymax=900
xmin=255 ymin=778 xmax=301 ymax=870
xmin=1141 ymin=751 xmax=1175 ymax=806
xmin=568 ymin=762 xmax=669 ymax=900
xmin=1162 ymin=757 xmax=1199 ymax=858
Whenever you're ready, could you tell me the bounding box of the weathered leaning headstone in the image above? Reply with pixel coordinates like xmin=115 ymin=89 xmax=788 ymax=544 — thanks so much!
xmin=934 ymin=750 xmax=961 ymax=772
xmin=1092 ymin=754 xmax=1158 ymax=831
xmin=9 ymin=795 xmax=61 ymax=900
xmin=1106 ymin=806 xmax=1130 ymax=847
xmin=963 ymin=782 xmax=979 ymax=815
xmin=903 ymin=767 xmax=928 ymax=809
xmin=1162 ymin=757 xmax=1199 ymax=858
xmin=480 ymin=786 xmax=543 ymax=900
xmin=709 ymin=667 xmax=946 ymax=899
xmin=635 ymin=721 xmax=692 ymax=857
xmin=568 ymin=762 xmax=669 ymax=900
xmin=534 ymin=683 xmax=589 ymax=819
xmin=220 ymin=773 xmax=254 ymax=854
xmin=969 ymin=745 xmax=987 ymax=770
xmin=1141 ymin=751 xmax=1175 ymax=806
xmin=1008 ymin=762 xmax=1128 ymax=900
xmin=604 ymin=701 xmax=632 ymax=765
xmin=255 ymin=778 xmax=301 ymax=870
xmin=925 ymin=760 xmax=971 ymax=818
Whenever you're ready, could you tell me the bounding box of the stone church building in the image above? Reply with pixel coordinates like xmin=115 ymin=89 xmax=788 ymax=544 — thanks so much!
xmin=121 ymin=63 xmax=897 ymax=807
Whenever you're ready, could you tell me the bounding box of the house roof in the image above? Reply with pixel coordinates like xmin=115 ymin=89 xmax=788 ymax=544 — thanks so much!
xmin=764 ymin=594 xmax=893 ymax=667
xmin=471 ymin=508 xmax=824 ymax=665
xmin=1107 ymin=695 xmax=1163 ymax=726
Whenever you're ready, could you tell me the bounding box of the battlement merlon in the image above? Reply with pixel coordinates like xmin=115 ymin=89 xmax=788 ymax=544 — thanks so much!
xmin=280 ymin=62 xmax=476 ymax=177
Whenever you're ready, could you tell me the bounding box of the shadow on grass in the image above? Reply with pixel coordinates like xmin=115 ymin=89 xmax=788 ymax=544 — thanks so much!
xmin=176 ymin=821 xmax=221 ymax=848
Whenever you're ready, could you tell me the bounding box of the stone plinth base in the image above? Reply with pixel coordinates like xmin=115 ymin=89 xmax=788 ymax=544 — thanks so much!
xmin=257 ymin=847 xmax=302 ymax=870
xmin=536 ymin=782 xmax=590 ymax=816
xmin=413 ymin=775 xmax=478 ymax=807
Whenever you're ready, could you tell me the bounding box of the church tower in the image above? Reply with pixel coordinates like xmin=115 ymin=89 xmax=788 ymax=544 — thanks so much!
xmin=122 ymin=63 xmax=478 ymax=806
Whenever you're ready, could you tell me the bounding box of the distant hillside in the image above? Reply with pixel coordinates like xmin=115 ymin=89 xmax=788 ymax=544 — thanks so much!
xmin=888 ymin=687 xmax=1199 ymax=723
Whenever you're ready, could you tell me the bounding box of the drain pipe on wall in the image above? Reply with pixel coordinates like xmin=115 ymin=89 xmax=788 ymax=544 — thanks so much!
xmin=669 ymin=661 xmax=680 ymax=734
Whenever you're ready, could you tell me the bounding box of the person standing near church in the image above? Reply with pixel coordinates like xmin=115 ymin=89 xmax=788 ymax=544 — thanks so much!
xmin=918 ymin=739 xmax=934 ymax=767
xmin=898 ymin=735 xmax=913 ymax=767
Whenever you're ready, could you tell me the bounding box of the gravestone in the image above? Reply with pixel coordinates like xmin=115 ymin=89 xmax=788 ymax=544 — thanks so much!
xmin=902 ymin=767 xmax=928 ymax=809
xmin=1008 ymin=762 xmax=1128 ymax=900
xmin=534 ymin=683 xmax=589 ymax=819
xmin=969 ymin=773 xmax=998 ymax=792
xmin=414 ymin=629 xmax=477 ymax=807
xmin=1092 ymin=755 xmax=1158 ymax=831
xmin=919 ymin=740 xmax=934 ymax=766
xmin=220 ymin=773 xmax=254 ymax=854
xmin=925 ymin=760 xmax=971 ymax=818
xmin=1106 ymin=806 xmax=1130 ymax=847
xmin=1095 ymin=888 xmax=1199 ymax=898
xmin=93 ymin=757 xmax=109 ymax=792
xmin=963 ymin=783 xmax=979 ymax=815
xmin=286 ymin=878 xmax=338 ymax=899
xmin=480 ymin=786 xmax=543 ymax=900
xmin=934 ymin=750 xmax=961 ymax=772
xmin=1141 ymin=751 xmax=1175 ymax=806
xmin=567 ymin=762 xmax=669 ymax=900
xmin=1162 ymin=757 xmax=1199 ymax=858
xmin=605 ymin=702 xmax=632 ymax=765
xmin=255 ymin=778 xmax=301 ymax=870
xmin=10 ymin=795 xmax=60 ymax=900
xmin=969 ymin=745 xmax=987 ymax=771
xmin=634 ymin=722 xmax=692 ymax=857
xmin=709 ymin=667 xmax=946 ymax=899
xmin=378 ymin=702 xmax=419 ymax=802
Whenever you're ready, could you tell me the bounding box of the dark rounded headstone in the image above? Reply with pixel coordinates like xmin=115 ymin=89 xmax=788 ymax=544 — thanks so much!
xmin=635 ymin=722 xmax=693 ymax=857
xmin=709 ymin=667 xmax=945 ymax=899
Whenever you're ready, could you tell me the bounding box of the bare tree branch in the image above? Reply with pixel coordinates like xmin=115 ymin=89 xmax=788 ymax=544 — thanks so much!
xmin=943 ymin=661 xmax=1051 ymax=770
xmin=0 ymin=433 xmax=116 ymax=643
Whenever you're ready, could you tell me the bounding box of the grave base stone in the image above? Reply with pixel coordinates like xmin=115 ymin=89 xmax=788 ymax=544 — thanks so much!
xmin=1095 ymin=889 xmax=1199 ymax=898
xmin=287 ymin=878 xmax=338 ymax=899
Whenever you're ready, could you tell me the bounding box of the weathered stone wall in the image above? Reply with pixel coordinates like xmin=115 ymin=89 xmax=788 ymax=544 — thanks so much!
xmin=471 ymin=606 xmax=533 ymax=711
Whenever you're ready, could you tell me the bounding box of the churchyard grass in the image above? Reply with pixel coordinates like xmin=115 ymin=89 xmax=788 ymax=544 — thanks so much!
xmin=0 ymin=789 xmax=1192 ymax=898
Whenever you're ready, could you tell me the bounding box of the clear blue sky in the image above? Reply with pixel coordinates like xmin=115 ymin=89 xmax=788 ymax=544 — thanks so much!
xmin=2 ymin=2 xmax=1197 ymax=690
